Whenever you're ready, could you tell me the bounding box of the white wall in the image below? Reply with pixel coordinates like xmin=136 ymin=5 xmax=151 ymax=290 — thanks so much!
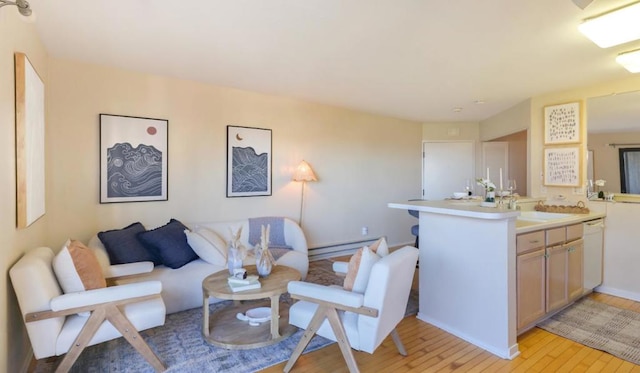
xmin=45 ymin=58 xmax=422 ymax=251
xmin=0 ymin=9 xmax=49 ymax=373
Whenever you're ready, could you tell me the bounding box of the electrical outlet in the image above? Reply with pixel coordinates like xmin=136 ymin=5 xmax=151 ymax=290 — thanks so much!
xmin=361 ymin=226 xmax=368 ymax=236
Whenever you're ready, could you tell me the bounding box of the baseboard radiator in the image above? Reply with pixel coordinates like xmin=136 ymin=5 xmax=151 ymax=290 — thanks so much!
xmin=308 ymin=237 xmax=381 ymax=261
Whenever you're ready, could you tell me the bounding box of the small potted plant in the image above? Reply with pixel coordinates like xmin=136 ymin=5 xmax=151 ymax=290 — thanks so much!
xmin=476 ymin=178 xmax=496 ymax=203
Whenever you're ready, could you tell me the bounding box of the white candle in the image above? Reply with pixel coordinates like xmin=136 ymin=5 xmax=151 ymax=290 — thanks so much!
xmin=486 ymin=167 xmax=490 ymax=180
xmin=499 ymin=168 xmax=503 ymax=190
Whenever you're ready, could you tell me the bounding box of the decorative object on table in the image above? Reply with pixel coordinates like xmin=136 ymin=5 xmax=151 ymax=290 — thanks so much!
xmin=544 ymin=101 xmax=582 ymax=145
xmin=543 ymin=146 xmax=582 ymax=187
xmin=534 ymin=200 xmax=590 ymax=214
xmin=227 ymin=278 xmax=261 ymax=292
xmin=226 ymin=125 xmax=272 ymax=197
xmin=99 ymin=114 xmax=168 ymax=203
xmin=476 ymin=177 xmax=497 ymax=207
xmin=236 ymin=307 xmax=271 ymax=326
xmin=292 ymin=160 xmax=318 ymax=227
xmin=255 ymin=224 xmax=276 ymax=277
xmin=595 ymin=179 xmax=607 ymax=199
xmin=227 ymin=227 xmax=246 ymax=275
xmin=15 ymin=52 xmax=45 ymax=228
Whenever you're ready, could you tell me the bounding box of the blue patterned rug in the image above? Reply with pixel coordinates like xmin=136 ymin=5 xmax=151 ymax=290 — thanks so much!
xmin=32 ymin=259 xmax=418 ymax=372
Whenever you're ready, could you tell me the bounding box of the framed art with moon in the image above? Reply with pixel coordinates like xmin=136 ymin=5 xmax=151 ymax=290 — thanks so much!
xmin=227 ymin=125 xmax=272 ymax=197
xmin=100 ymin=114 xmax=168 ymax=203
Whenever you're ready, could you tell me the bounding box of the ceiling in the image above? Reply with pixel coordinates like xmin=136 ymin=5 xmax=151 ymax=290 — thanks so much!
xmin=26 ymin=0 xmax=640 ymax=123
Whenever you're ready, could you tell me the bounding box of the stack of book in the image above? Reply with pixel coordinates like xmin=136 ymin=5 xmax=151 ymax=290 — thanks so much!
xmin=227 ymin=274 xmax=261 ymax=292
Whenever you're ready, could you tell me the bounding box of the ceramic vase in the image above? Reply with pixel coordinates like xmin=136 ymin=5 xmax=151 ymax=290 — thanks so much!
xmin=255 ymin=245 xmax=274 ymax=277
xmin=485 ymin=191 xmax=496 ymax=203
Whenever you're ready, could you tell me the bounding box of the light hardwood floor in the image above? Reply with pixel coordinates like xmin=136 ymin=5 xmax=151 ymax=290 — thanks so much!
xmin=262 ymin=292 xmax=640 ymax=372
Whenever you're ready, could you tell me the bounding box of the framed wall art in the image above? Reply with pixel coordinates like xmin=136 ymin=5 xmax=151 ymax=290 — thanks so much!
xmin=15 ymin=52 xmax=46 ymax=228
xmin=227 ymin=125 xmax=272 ymax=197
xmin=100 ymin=114 xmax=168 ymax=203
xmin=544 ymin=146 xmax=582 ymax=187
xmin=544 ymin=102 xmax=582 ymax=144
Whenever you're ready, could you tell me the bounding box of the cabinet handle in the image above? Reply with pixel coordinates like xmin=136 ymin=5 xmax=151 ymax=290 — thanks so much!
xmin=529 ymin=240 xmax=540 ymax=244
xmin=544 ymin=253 xmax=550 ymax=259
xmin=567 ymin=247 xmax=575 ymax=252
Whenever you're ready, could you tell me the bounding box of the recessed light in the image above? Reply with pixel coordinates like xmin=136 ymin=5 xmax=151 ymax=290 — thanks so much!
xmin=452 ymin=107 xmax=463 ymax=113
xmin=474 ymin=100 xmax=486 ymax=105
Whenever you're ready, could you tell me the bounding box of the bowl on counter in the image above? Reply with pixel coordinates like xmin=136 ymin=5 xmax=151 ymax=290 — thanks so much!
xmin=453 ymin=192 xmax=468 ymax=199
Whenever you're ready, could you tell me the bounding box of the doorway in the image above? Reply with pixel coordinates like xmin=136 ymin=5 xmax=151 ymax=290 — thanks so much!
xmin=422 ymin=141 xmax=475 ymax=200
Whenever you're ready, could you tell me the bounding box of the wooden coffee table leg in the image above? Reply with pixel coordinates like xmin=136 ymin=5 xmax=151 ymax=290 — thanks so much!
xmin=270 ymin=294 xmax=281 ymax=339
xmin=203 ymin=293 xmax=210 ymax=338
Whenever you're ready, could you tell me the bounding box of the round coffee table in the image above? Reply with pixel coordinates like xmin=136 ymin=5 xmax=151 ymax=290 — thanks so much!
xmin=202 ymin=265 xmax=301 ymax=349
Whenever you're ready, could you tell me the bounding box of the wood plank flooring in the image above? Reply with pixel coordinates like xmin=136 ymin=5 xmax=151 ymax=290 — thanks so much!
xmin=261 ymin=292 xmax=640 ymax=372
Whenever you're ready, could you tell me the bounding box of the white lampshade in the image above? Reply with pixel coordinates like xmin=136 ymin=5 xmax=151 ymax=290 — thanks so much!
xmin=616 ymin=49 xmax=640 ymax=73
xmin=292 ymin=160 xmax=317 ymax=182
xmin=578 ymin=2 xmax=640 ymax=48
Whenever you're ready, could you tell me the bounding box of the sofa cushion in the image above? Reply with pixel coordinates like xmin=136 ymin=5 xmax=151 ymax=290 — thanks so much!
xmin=137 ymin=219 xmax=198 ymax=269
xmin=369 ymin=237 xmax=389 ymax=257
xmin=98 ymin=222 xmax=159 ymax=265
xmin=53 ymin=240 xmax=107 ymax=293
xmin=343 ymin=246 xmax=380 ymax=293
xmin=184 ymin=227 xmax=227 ymax=267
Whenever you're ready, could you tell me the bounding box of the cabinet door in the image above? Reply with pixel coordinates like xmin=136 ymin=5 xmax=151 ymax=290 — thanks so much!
xmin=546 ymin=245 xmax=568 ymax=312
xmin=567 ymin=239 xmax=584 ymax=301
xmin=517 ymin=248 xmax=546 ymax=331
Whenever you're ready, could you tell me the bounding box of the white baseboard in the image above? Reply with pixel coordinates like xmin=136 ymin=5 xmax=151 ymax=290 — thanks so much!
xmin=595 ymin=286 xmax=640 ymax=302
xmin=416 ymin=312 xmax=519 ymax=360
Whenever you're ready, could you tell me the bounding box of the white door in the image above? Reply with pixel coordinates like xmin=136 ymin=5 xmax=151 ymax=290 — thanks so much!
xmin=482 ymin=142 xmax=509 ymax=190
xmin=422 ymin=142 xmax=475 ymax=200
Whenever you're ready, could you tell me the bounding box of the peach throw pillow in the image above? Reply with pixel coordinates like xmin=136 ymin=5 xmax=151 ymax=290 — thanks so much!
xmin=343 ymin=246 xmax=380 ymax=293
xmin=53 ymin=239 xmax=107 ymax=293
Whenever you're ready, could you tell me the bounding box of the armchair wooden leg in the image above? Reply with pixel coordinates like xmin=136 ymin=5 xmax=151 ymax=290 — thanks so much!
xmin=325 ymin=307 xmax=359 ymax=373
xmin=105 ymin=304 xmax=166 ymax=372
xmin=390 ymin=328 xmax=407 ymax=356
xmin=55 ymin=307 xmax=108 ymax=373
xmin=284 ymin=304 xmax=330 ymax=373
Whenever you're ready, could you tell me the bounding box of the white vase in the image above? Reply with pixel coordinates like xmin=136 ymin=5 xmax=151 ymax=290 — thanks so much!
xmin=485 ymin=191 xmax=496 ymax=203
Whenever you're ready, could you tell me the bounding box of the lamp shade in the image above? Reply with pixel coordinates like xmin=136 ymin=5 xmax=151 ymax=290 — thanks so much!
xmin=292 ymin=160 xmax=317 ymax=182
xmin=616 ymin=49 xmax=640 ymax=73
xmin=578 ymin=2 xmax=640 ymax=48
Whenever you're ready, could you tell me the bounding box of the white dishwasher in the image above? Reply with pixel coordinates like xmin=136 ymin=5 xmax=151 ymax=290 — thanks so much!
xmin=583 ymin=218 xmax=605 ymax=292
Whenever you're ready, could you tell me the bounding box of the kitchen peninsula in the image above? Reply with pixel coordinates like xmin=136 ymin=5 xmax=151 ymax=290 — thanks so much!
xmin=388 ymin=199 xmax=605 ymax=360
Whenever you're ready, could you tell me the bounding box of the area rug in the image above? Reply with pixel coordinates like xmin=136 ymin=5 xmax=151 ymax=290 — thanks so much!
xmin=538 ymin=297 xmax=640 ymax=365
xmin=33 ymin=259 xmax=419 ymax=372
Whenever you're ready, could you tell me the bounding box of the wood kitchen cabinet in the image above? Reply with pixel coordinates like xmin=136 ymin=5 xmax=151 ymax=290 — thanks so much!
xmin=516 ymin=223 xmax=584 ymax=333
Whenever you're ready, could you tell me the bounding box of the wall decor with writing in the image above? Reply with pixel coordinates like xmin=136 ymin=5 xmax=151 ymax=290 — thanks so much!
xmin=544 ymin=102 xmax=581 ymax=144
xmin=544 ymin=147 xmax=581 ymax=187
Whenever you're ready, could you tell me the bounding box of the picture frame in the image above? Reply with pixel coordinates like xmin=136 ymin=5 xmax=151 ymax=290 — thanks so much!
xmin=544 ymin=102 xmax=582 ymax=144
xmin=544 ymin=146 xmax=582 ymax=187
xmin=100 ymin=114 xmax=168 ymax=203
xmin=227 ymin=125 xmax=272 ymax=197
xmin=15 ymin=52 xmax=46 ymax=228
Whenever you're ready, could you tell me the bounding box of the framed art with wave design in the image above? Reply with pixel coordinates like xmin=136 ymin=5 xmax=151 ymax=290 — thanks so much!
xmin=227 ymin=125 xmax=272 ymax=197
xmin=100 ymin=114 xmax=168 ymax=203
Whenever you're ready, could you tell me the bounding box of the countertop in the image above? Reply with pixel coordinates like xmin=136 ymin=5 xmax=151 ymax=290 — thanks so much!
xmin=388 ymin=198 xmax=606 ymax=233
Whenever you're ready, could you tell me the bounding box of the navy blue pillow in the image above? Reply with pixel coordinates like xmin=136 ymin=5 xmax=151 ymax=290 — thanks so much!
xmin=137 ymin=219 xmax=198 ymax=269
xmin=98 ymin=222 xmax=161 ymax=265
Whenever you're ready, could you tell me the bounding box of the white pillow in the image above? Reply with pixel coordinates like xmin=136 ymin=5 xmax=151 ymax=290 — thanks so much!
xmin=343 ymin=246 xmax=381 ymax=293
xmin=370 ymin=237 xmax=389 ymax=257
xmin=185 ymin=228 xmax=227 ymax=267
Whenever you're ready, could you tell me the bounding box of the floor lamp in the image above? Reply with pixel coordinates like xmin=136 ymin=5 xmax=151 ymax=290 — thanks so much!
xmin=292 ymin=160 xmax=317 ymax=228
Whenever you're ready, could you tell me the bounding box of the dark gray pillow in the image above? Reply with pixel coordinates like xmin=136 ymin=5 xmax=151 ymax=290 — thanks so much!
xmin=137 ymin=219 xmax=198 ymax=269
xmin=97 ymin=222 xmax=161 ymax=265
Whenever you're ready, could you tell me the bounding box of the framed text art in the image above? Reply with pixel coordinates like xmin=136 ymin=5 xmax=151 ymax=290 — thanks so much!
xmin=227 ymin=126 xmax=272 ymax=197
xmin=100 ymin=114 xmax=168 ymax=203
xmin=544 ymin=102 xmax=581 ymax=144
xmin=544 ymin=146 xmax=581 ymax=187
xmin=15 ymin=52 xmax=46 ymax=228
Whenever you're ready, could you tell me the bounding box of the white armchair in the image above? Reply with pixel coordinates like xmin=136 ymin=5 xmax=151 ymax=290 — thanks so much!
xmin=284 ymin=246 xmax=419 ymax=373
xmin=10 ymin=247 xmax=166 ymax=372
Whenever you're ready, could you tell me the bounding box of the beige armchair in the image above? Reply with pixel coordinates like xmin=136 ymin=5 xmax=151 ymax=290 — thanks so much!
xmin=285 ymin=245 xmax=419 ymax=373
xmin=10 ymin=246 xmax=166 ymax=372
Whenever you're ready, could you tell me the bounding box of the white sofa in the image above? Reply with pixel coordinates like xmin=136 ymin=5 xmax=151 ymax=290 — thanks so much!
xmin=89 ymin=217 xmax=309 ymax=315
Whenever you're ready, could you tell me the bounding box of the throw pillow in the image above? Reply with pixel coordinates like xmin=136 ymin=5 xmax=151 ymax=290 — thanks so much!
xmin=137 ymin=219 xmax=198 ymax=269
xmin=369 ymin=237 xmax=390 ymax=257
xmin=98 ymin=222 xmax=160 ymax=265
xmin=343 ymin=246 xmax=381 ymax=293
xmin=53 ymin=239 xmax=107 ymax=293
xmin=184 ymin=227 xmax=227 ymax=267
